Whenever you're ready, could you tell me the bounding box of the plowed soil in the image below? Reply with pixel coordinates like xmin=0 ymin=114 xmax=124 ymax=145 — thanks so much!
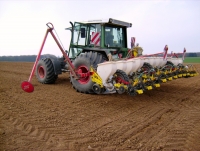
xmin=0 ymin=62 xmax=200 ymax=151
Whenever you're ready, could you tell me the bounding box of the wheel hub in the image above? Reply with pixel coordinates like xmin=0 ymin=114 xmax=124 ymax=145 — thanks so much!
xmin=77 ymin=66 xmax=90 ymax=84
xmin=38 ymin=66 xmax=45 ymax=78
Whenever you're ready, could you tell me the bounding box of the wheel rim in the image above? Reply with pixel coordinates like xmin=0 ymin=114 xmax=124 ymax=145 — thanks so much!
xmin=116 ymin=74 xmax=129 ymax=85
xmin=115 ymin=70 xmax=129 ymax=85
xmin=38 ymin=66 xmax=45 ymax=78
xmin=77 ymin=65 xmax=90 ymax=84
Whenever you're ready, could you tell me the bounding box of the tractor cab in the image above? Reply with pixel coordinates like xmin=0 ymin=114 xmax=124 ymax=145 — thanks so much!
xmin=66 ymin=18 xmax=132 ymax=60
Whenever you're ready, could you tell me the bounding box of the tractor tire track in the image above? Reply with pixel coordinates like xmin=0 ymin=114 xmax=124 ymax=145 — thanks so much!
xmin=160 ymin=109 xmax=200 ymax=150
xmin=70 ymin=107 xmax=170 ymax=149
xmin=0 ymin=110 xmax=71 ymax=150
xmin=1 ymin=62 xmax=200 ymax=150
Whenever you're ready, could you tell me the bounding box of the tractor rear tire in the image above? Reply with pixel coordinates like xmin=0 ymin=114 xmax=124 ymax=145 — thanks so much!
xmin=70 ymin=52 xmax=107 ymax=94
xmin=36 ymin=58 xmax=58 ymax=84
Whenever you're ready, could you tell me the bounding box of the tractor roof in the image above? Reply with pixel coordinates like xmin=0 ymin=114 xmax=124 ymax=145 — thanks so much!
xmin=79 ymin=18 xmax=132 ymax=27
xmin=65 ymin=18 xmax=132 ymax=30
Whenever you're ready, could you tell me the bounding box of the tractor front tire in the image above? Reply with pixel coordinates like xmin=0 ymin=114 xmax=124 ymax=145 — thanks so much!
xmin=36 ymin=58 xmax=58 ymax=84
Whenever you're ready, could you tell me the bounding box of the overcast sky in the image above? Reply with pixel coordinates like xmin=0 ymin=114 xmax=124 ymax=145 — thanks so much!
xmin=0 ymin=0 xmax=200 ymax=56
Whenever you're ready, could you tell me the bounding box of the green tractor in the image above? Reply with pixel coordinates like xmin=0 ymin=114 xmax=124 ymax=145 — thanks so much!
xmin=36 ymin=18 xmax=134 ymax=94
xmin=21 ymin=19 xmax=197 ymax=95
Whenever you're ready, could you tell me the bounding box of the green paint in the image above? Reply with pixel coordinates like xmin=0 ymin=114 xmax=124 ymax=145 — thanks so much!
xmin=184 ymin=57 xmax=200 ymax=63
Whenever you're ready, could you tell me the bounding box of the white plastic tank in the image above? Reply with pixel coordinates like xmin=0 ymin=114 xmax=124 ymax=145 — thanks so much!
xmin=143 ymin=57 xmax=150 ymax=65
xmin=167 ymin=57 xmax=172 ymax=63
xmin=171 ymin=58 xmax=179 ymax=66
xmin=124 ymin=59 xmax=136 ymax=75
xmin=151 ymin=57 xmax=157 ymax=68
xmin=115 ymin=60 xmax=127 ymax=71
xmin=154 ymin=57 xmax=160 ymax=67
xmin=139 ymin=57 xmax=147 ymax=68
xmin=160 ymin=57 xmax=167 ymax=67
xmin=178 ymin=58 xmax=183 ymax=64
xmin=147 ymin=57 xmax=155 ymax=67
xmin=97 ymin=61 xmax=117 ymax=85
xmin=131 ymin=58 xmax=141 ymax=71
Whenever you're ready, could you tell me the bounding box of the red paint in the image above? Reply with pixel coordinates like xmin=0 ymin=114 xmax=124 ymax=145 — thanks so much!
xmin=91 ymin=32 xmax=100 ymax=46
xmin=77 ymin=66 xmax=90 ymax=84
xmin=21 ymin=22 xmax=79 ymax=93
xmin=21 ymin=81 xmax=34 ymax=93
xmin=116 ymin=77 xmax=129 ymax=85
xmin=38 ymin=66 xmax=45 ymax=78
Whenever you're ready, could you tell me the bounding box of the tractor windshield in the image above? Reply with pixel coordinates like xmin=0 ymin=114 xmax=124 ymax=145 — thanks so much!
xmin=68 ymin=23 xmax=88 ymax=58
xmin=72 ymin=23 xmax=88 ymax=45
xmin=105 ymin=25 xmax=126 ymax=48
xmin=69 ymin=23 xmax=101 ymax=58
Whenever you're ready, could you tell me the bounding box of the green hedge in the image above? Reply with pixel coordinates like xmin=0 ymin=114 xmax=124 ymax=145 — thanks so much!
xmin=184 ymin=57 xmax=200 ymax=63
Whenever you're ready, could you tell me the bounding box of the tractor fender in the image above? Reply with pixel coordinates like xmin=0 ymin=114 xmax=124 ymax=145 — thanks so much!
xmin=82 ymin=48 xmax=116 ymax=60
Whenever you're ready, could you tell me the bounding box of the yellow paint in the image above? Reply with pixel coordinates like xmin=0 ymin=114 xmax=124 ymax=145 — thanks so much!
xmin=142 ymin=74 xmax=148 ymax=79
xmin=154 ymin=83 xmax=160 ymax=87
xmin=146 ymin=86 xmax=152 ymax=90
xmin=178 ymin=74 xmax=182 ymax=78
xmin=90 ymin=67 xmax=103 ymax=87
xmin=114 ymin=83 xmax=128 ymax=90
xmin=161 ymin=79 xmax=167 ymax=83
xmin=137 ymin=89 xmax=143 ymax=94
xmin=167 ymin=77 xmax=172 ymax=81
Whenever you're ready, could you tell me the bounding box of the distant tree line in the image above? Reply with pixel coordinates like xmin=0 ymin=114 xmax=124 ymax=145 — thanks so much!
xmin=186 ymin=53 xmax=198 ymax=57
xmin=0 ymin=53 xmax=199 ymax=62
xmin=0 ymin=55 xmax=37 ymax=62
xmin=0 ymin=54 xmax=59 ymax=62
xmin=178 ymin=52 xmax=200 ymax=57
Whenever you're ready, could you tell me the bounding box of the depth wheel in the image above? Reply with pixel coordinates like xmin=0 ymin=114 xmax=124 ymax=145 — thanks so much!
xmin=114 ymin=69 xmax=130 ymax=94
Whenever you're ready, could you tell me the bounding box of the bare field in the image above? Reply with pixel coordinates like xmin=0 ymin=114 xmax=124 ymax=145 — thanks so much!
xmin=0 ymin=62 xmax=200 ymax=151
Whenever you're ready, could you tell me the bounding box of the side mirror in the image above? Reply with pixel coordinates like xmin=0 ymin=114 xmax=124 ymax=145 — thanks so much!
xmin=80 ymin=28 xmax=85 ymax=38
